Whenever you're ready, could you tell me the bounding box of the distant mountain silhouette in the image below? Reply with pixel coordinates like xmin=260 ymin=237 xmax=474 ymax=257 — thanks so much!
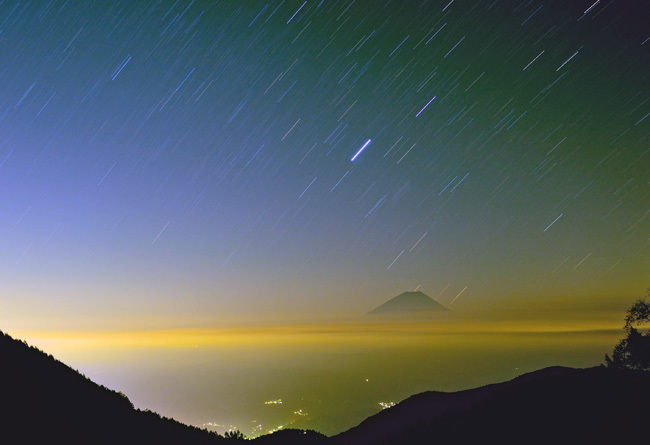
xmin=0 ymin=329 xmax=223 ymax=445
xmin=335 ymin=366 xmax=650 ymax=445
xmin=367 ymin=291 xmax=450 ymax=315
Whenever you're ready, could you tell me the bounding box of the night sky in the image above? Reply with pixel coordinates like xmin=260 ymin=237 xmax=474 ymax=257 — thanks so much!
xmin=2 ymin=0 xmax=648 ymax=331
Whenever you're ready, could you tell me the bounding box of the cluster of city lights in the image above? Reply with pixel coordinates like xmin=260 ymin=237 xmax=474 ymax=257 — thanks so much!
xmin=250 ymin=424 xmax=263 ymax=437
xmin=199 ymin=422 xmax=238 ymax=431
xmin=267 ymin=424 xmax=284 ymax=434
xmin=379 ymin=402 xmax=396 ymax=410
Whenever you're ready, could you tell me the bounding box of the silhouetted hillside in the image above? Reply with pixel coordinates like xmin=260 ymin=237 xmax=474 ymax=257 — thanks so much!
xmin=5 ymin=328 xmax=649 ymax=445
xmin=0 ymin=330 xmax=223 ymax=444
xmin=253 ymin=428 xmax=332 ymax=444
xmin=367 ymin=291 xmax=450 ymax=315
xmin=336 ymin=366 xmax=650 ymax=445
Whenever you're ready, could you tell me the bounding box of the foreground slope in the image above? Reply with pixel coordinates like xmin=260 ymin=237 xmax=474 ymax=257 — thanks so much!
xmin=0 ymin=330 xmax=222 ymax=445
xmin=335 ymin=366 xmax=650 ymax=444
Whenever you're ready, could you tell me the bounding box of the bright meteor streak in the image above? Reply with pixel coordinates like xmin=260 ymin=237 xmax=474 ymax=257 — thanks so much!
xmin=351 ymin=139 xmax=372 ymax=161
xmin=415 ymin=95 xmax=437 ymax=117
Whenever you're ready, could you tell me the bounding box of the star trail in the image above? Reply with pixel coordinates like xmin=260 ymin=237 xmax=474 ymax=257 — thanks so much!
xmin=0 ymin=0 xmax=647 ymax=328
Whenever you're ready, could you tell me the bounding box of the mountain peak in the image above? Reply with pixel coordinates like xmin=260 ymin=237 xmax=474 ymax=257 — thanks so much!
xmin=367 ymin=291 xmax=450 ymax=315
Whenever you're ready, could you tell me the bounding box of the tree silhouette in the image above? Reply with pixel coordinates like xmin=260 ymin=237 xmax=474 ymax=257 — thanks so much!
xmin=224 ymin=430 xmax=246 ymax=440
xmin=605 ymin=290 xmax=650 ymax=370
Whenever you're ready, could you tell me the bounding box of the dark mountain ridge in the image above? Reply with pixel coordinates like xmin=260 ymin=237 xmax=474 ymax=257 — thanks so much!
xmin=3 ymin=329 xmax=649 ymax=445
xmin=335 ymin=365 xmax=650 ymax=444
xmin=0 ymin=329 xmax=223 ymax=444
